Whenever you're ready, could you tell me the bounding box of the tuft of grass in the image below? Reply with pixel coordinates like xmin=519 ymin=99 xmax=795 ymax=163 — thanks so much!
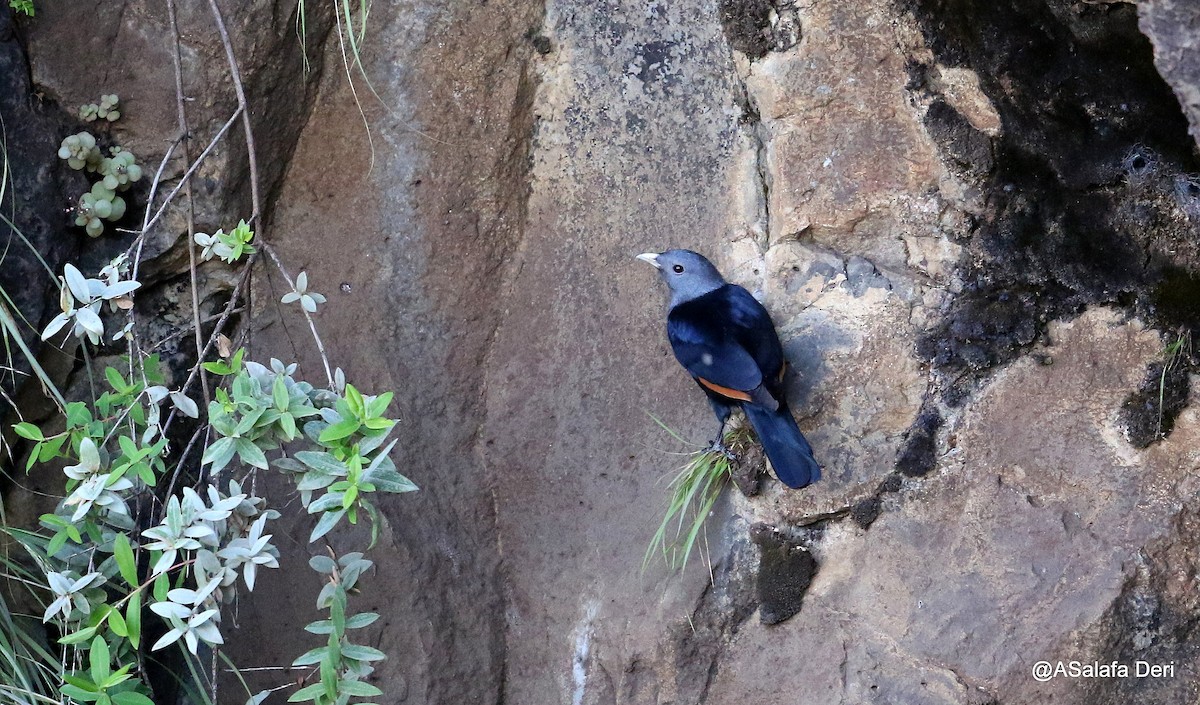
xmin=643 ymin=414 xmax=735 ymax=572
xmin=1156 ymin=330 xmax=1192 ymax=439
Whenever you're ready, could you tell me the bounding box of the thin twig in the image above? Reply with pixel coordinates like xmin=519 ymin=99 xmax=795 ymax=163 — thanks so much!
xmin=147 ymin=307 xmax=245 ymax=352
xmin=204 ymin=0 xmax=333 ymax=389
xmin=205 ymin=0 xmax=260 ymax=222
xmin=139 ymin=108 xmax=243 ymax=239
xmin=168 ymin=0 xmax=210 ymax=408
xmin=260 ymin=242 xmax=334 ymax=388
xmin=128 ymin=136 xmax=181 ymax=279
xmin=159 ymin=256 xmax=256 ymax=439
xmin=163 ymin=424 xmax=208 ymax=517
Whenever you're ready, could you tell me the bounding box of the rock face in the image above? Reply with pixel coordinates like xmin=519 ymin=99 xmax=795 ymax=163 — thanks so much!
xmin=6 ymin=0 xmax=1200 ymax=704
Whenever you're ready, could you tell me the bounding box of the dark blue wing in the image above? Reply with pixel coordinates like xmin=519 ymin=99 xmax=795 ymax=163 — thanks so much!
xmin=666 ymin=286 xmax=768 ymax=393
xmin=721 ymin=285 xmax=785 ymax=385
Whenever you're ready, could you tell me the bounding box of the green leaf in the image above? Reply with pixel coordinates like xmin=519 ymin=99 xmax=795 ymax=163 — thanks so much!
xmin=201 ymin=360 xmax=232 ymax=375
xmin=273 ymin=376 xmax=289 ymax=411
xmin=153 ymin=574 xmax=169 ymax=603
xmin=61 ymin=684 xmax=102 ymax=702
xmin=345 ymin=384 xmax=365 ymax=417
xmin=63 ymin=673 xmax=99 ymax=693
xmin=341 ymin=644 xmax=386 ymax=662
xmin=201 ymin=436 xmax=238 ymax=472
xmin=66 ymin=401 xmax=91 ymax=428
xmin=47 ymin=530 xmax=69 ymax=557
xmin=304 ymin=619 xmax=334 ymax=634
xmin=98 ymin=665 xmax=132 ymax=690
xmin=291 ymin=647 xmax=327 ymax=666
xmin=108 ymin=609 xmax=127 ymax=638
xmin=279 ymin=412 xmax=298 ymax=440
xmin=117 ymin=435 xmax=139 ymax=461
xmin=126 ymin=591 xmax=141 ymax=649
xmin=113 ymin=533 xmax=138 ymax=587
xmin=366 ymin=391 xmax=393 ymax=418
xmin=309 ymin=509 xmax=345 ymax=543
xmin=344 ymin=612 xmax=380 ymax=629
xmin=295 ymin=451 xmax=348 ymax=476
xmin=365 ymin=466 xmax=418 ymax=494
xmin=111 ymin=692 xmax=155 ymax=705
xmin=235 ymin=438 xmax=269 ymax=469
xmin=89 ymin=635 xmax=111 ymax=684
xmin=59 ymin=625 xmax=99 ymax=645
xmin=363 ymin=416 xmax=392 ymax=430
xmin=337 ymin=680 xmax=383 ymax=697
xmin=104 ymin=366 xmax=126 ymax=392
xmin=43 ymin=434 xmax=67 ymax=458
xmin=137 ymin=462 xmax=157 ymax=486
xmin=13 ymin=422 xmax=43 ymax=441
xmin=286 ymin=683 xmax=325 ymax=703
xmin=318 ymin=418 xmax=361 ymax=444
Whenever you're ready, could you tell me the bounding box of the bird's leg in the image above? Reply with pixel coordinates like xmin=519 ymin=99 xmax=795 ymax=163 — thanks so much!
xmin=705 ymin=417 xmax=738 ymax=461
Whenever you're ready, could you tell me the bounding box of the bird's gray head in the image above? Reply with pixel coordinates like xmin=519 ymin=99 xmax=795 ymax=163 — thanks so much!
xmin=636 ymin=249 xmax=727 ymax=306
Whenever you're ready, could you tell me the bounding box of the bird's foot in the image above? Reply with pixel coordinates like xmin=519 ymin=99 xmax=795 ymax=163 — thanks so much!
xmin=705 ymin=437 xmax=738 ymax=461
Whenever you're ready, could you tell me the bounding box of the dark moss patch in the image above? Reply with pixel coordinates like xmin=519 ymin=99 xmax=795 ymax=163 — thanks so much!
xmin=1120 ymin=355 xmax=1191 ymax=448
xmin=718 ymin=0 xmax=774 ymax=59
xmin=850 ymin=495 xmax=882 ymax=529
xmin=718 ymin=0 xmax=799 ymax=60
xmin=906 ymin=0 xmax=1200 ymax=444
xmin=1079 ymin=507 xmax=1200 ymax=703
xmin=750 ymin=523 xmax=817 ymax=625
xmin=923 ymin=98 xmax=993 ymax=175
xmin=896 ymin=404 xmax=942 ymax=477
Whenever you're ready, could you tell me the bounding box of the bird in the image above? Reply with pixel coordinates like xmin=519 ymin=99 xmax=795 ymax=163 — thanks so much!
xmin=637 ymin=249 xmax=821 ymax=489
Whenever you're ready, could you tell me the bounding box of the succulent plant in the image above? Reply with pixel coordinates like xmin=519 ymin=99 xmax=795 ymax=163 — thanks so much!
xmin=57 ymin=132 xmax=102 ymax=172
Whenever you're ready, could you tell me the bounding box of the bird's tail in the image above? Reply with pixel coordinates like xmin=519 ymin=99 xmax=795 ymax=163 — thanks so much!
xmin=743 ymin=402 xmax=821 ymax=489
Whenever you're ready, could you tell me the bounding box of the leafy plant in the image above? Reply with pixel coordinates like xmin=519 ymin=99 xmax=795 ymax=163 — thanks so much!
xmin=286 ymin=553 xmax=384 ymax=705
xmin=194 ymin=219 xmax=255 ymax=263
xmin=57 ymin=106 xmax=143 ymax=237
xmin=8 ymin=0 xmax=34 ymax=17
xmin=643 ymin=416 xmax=755 ymax=572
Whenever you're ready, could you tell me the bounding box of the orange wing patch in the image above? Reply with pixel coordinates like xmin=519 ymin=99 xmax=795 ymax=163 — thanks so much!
xmin=696 ymin=377 xmax=754 ymax=403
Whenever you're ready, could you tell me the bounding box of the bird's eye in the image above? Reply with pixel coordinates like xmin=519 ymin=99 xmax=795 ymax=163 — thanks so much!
xmin=672 ymin=264 xmax=684 ymax=273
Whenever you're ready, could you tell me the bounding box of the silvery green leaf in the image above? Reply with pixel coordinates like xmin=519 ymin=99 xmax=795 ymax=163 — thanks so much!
xmin=281 ymin=291 xmax=301 ymax=304
xmin=294 ymin=451 xmax=348 ymax=476
xmin=78 ymin=437 xmax=101 ymax=471
xmin=308 ymin=555 xmax=336 ymax=574
xmin=301 ymin=295 xmax=317 ymax=313
xmin=145 ymin=385 xmax=169 ymax=403
xmin=170 ymin=392 xmax=199 ymax=418
xmin=307 ymin=492 xmax=344 ymax=513
xmin=41 ymin=312 xmax=71 ymax=340
xmin=74 ymin=307 xmax=104 ymax=339
xmin=202 ymin=437 xmax=237 ymax=473
xmin=46 ymin=572 xmax=73 ymax=595
xmin=192 ymin=617 xmax=223 ymax=646
xmin=104 ymin=280 xmax=141 ymax=298
xmin=149 ymin=601 xmax=191 ymax=620
xmin=151 ymin=626 xmax=184 ymax=652
xmin=235 ymin=438 xmax=269 ymax=470
xmin=309 ymin=509 xmax=345 ymax=543
xmin=151 ymin=549 xmax=176 ymax=576
xmin=63 ymin=264 xmax=91 ymax=304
